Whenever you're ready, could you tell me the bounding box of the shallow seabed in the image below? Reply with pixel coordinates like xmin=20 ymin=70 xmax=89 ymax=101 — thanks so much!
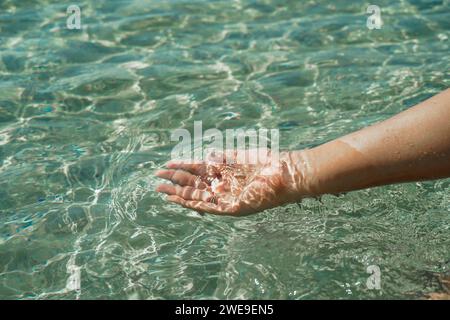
xmin=0 ymin=0 xmax=449 ymax=299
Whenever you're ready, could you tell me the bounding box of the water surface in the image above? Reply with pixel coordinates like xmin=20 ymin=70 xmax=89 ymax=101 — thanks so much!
xmin=0 ymin=0 xmax=449 ymax=299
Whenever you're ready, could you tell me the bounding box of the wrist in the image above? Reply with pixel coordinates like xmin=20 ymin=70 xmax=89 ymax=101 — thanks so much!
xmin=279 ymin=150 xmax=317 ymax=202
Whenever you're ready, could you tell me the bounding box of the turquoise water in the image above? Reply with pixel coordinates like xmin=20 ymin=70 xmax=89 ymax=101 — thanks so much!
xmin=0 ymin=0 xmax=449 ymax=299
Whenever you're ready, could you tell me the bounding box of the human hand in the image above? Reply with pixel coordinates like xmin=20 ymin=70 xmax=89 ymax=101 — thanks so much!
xmin=155 ymin=150 xmax=312 ymax=216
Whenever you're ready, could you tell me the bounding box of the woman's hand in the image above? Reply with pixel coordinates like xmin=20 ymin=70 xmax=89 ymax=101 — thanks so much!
xmin=155 ymin=89 xmax=450 ymax=216
xmin=155 ymin=150 xmax=312 ymax=216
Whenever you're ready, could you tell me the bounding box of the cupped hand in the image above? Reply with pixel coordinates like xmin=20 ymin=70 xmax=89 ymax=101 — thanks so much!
xmin=155 ymin=150 xmax=311 ymax=216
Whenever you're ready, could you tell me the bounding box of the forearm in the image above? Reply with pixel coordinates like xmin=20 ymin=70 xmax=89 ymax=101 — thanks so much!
xmin=296 ymin=89 xmax=450 ymax=197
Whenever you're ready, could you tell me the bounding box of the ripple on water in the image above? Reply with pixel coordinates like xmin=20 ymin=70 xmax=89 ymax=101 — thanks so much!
xmin=0 ymin=0 xmax=449 ymax=299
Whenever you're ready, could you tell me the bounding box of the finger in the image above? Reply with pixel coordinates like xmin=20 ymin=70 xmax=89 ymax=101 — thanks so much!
xmin=156 ymin=184 xmax=214 ymax=202
xmin=166 ymin=195 xmax=226 ymax=215
xmin=155 ymin=169 xmax=207 ymax=188
xmin=210 ymin=180 xmax=230 ymax=193
xmin=166 ymin=161 xmax=207 ymax=176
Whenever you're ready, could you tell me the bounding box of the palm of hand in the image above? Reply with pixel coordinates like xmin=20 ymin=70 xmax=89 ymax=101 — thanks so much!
xmin=156 ymin=151 xmax=296 ymax=216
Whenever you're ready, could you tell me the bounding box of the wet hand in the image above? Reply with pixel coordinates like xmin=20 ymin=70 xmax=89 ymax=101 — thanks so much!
xmin=155 ymin=150 xmax=311 ymax=216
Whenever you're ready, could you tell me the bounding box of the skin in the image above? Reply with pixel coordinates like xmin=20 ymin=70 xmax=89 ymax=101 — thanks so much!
xmin=155 ymin=88 xmax=450 ymax=216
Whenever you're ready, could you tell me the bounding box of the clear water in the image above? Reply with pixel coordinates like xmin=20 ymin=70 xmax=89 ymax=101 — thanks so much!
xmin=0 ymin=0 xmax=449 ymax=299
